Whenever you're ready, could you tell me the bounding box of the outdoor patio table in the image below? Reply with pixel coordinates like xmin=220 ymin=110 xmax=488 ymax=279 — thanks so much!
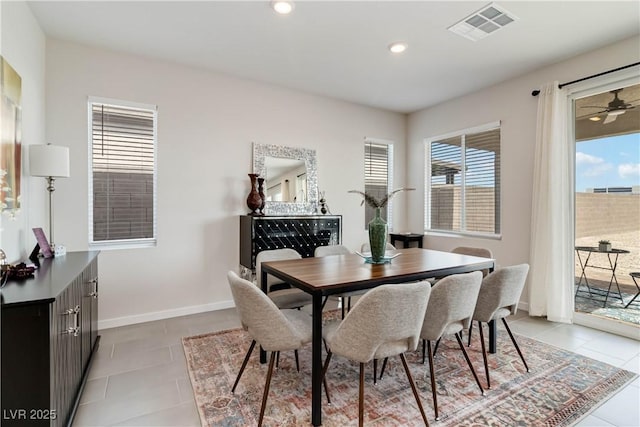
xmin=575 ymin=246 xmax=630 ymax=307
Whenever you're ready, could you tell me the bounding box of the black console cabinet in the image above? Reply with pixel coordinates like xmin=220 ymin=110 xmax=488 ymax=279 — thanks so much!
xmin=240 ymin=215 xmax=341 ymax=269
xmin=1 ymin=251 xmax=100 ymax=427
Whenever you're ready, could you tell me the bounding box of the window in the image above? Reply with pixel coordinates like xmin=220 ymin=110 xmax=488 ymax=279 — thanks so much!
xmin=364 ymin=139 xmax=394 ymax=228
xmin=88 ymin=98 xmax=157 ymax=248
xmin=425 ymin=122 xmax=501 ymax=236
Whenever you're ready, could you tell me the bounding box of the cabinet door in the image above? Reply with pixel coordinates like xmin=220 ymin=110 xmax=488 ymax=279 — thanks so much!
xmin=81 ymin=259 xmax=99 ymax=366
xmin=51 ymin=279 xmax=83 ymax=427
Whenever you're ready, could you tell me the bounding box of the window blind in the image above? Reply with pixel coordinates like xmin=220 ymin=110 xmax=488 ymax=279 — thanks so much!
xmin=364 ymin=141 xmax=393 ymax=227
xmin=426 ymin=125 xmax=500 ymax=235
xmin=89 ymin=100 xmax=157 ymax=246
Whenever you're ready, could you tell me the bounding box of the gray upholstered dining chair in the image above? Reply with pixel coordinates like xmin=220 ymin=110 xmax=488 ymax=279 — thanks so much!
xmin=256 ymin=248 xmax=313 ymax=309
xmin=451 ymin=246 xmax=493 ymax=278
xmin=470 ymin=263 xmax=530 ymax=389
xmin=419 ymin=271 xmax=484 ymax=421
xmin=314 ymin=244 xmax=365 ymax=317
xmin=227 ymin=271 xmax=314 ymax=426
xmin=321 ymin=281 xmax=432 ymax=427
xmin=360 ymin=242 xmax=396 ymax=253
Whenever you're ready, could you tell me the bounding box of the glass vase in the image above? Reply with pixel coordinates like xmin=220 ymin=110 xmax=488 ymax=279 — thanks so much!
xmin=368 ymin=207 xmax=388 ymax=263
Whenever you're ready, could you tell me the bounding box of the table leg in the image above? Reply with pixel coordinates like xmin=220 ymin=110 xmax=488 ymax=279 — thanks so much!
xmin=575 ymin=250 xmax=593 ymax=298
xmin=260 ymin=270 xmax=268 ymax=364
xmin=604 ymin=253 xmax=625 ymax=306
xmin=488 ymin=319 xmax=496 ymax=354
xmin=311 ymin=293 xmax=323 ymax=426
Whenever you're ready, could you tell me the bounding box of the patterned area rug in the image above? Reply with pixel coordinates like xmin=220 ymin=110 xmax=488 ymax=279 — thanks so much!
xmin=575 ymin=286 xmax=640 ymax=325
xmin=183 ymin=324 xmax=636 ymax=426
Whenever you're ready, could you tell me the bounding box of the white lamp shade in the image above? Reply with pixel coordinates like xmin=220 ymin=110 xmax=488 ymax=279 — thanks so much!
xmin=29 ymin=144 xmax=70 ymax=178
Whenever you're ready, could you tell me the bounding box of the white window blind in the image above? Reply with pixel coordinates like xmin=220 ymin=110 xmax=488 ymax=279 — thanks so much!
xmin=88 ymin=99 xmax=157 ymax=248
xmin=364 ymin=140 xmax=393 ymax=228
xmin=425 ymin=123 xmax=500 ymax=236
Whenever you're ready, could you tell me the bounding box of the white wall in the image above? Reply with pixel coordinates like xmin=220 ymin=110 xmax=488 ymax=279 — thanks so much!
xmin=45 ymin=39 xmax=406 ymax=327
xmin=407 ymin=36 xmax=640 ymax=307
xmin=0 ymin=1 xmax=46 ymax=262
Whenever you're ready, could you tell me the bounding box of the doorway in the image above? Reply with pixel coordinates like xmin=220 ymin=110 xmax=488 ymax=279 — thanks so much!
xmin=573 ymin=82 xmax=640 ymax=336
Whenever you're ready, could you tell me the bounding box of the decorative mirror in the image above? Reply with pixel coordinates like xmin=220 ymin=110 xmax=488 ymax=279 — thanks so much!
xmin=253 ymin=143 xmax=318 ymax=215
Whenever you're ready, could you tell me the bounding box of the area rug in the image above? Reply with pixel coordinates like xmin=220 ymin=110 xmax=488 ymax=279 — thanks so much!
xmin=183 ymin=325 xmax=636 ymax=427
xmin=574 ymin=285 xmax=640 ymax=325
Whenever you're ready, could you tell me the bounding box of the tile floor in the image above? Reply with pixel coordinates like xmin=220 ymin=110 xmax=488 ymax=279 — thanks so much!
xmin=74 ymin=308 xmax=640 ymax=426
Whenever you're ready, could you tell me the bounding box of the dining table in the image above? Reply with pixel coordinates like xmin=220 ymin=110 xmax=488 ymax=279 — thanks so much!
xmin=260 ymin=247 xmax=496 ymax=427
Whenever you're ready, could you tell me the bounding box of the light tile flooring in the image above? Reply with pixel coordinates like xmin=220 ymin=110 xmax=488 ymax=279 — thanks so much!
xmin=74 ymin=308 xmax=640 ymax=426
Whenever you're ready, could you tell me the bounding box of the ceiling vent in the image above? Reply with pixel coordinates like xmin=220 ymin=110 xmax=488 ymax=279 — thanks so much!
xmin=448 ymin=3 xmax=518 ymax=42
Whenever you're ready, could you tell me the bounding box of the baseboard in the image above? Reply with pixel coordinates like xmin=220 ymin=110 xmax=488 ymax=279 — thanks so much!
xmin=98 ymin=300 xmax=236 ymax=330
xmin=518 ymin=301 xmax=529 ymax=312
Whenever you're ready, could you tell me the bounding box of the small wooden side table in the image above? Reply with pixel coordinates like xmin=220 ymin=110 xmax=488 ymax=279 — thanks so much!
xmin=389 ymin=233 xmax=424 ymax=248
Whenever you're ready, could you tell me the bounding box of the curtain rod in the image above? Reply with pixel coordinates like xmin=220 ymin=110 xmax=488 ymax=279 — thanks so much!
xmin=530 ymin=62 xmax=640 ymax=96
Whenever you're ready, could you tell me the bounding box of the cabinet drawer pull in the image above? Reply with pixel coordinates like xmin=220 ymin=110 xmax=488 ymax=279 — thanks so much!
xmin=88 ymin=278 xmax=98 ymax=298
xmin=63 ymin=305 xmax=80 ymax=337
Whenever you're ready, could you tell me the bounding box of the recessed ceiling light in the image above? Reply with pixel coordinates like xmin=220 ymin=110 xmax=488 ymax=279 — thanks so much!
xmin=388 ymin=42 xmax=408 ymax=54
xmin=589 ymin=116 xmax=602 ymax=121
xmin=271 ymin=1 xmax=293 ymax=15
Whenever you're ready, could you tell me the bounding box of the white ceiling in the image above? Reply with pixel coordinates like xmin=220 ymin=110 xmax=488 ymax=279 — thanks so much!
xmin=27 ymin=1 xmax=640 ymax=113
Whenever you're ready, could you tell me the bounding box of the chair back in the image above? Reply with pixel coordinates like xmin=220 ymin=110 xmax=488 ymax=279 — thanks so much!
xmin=421 ymin=271 xmax=482 ymax=340
xmin=360 ymin=242 xmax=396 ymax=253
xmin=452 ymin=246 xmax=493 ymax=277
xmin=328 ymin=281 xmax=431 ymax=363
xmin=314 ymin=244 xmax=351 ymax=257
xmin=256 ymin=248 xmax=301 ymax=291
xmin=227 ymin=271 xmax=308 ymax=351
xmin=473 ymin=264 xmax=529 ymax=323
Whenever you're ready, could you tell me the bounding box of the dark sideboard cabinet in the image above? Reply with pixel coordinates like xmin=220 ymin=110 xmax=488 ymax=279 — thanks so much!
xmin=240 ymin=215 xmax=342 ymax=269
xmin=1 ymin=251 xmax=100 ymax=427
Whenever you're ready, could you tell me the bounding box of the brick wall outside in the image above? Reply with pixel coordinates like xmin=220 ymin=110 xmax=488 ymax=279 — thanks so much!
xmin=431 ymin=186 xmax=497 ymax=233
xmin=575 ymin=193 xmax=640 ymax=238
xmin=93 ymin=171 xmax=153 ymax=241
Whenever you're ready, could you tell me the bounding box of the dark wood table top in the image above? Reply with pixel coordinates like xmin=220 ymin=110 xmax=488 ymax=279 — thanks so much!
xmin=261 ymin=247 xmax=495 ymax=295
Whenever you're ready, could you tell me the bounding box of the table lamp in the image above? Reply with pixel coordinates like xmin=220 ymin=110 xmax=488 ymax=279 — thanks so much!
xmin=29 ymin=144 xmax=70 ymax=252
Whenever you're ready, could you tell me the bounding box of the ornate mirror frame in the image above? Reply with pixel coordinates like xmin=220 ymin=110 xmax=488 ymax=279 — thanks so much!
xmin=253 ymin=143 xmax=318 ymax=215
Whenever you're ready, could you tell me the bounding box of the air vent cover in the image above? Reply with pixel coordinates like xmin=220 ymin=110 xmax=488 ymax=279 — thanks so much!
xmin=448 ymin=3 xmax=518 ymax=41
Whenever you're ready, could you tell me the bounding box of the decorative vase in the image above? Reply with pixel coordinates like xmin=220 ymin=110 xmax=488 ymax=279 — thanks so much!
xmin=368 ymin=207 xmax=388 ymax=263
xmin=257 ymin=177 xmax=266 ymax=216
xmin=246 ymin=173 xmax=262 ymax=216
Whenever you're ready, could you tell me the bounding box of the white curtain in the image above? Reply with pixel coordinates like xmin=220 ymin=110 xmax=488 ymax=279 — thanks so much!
xmin=528 ymin=82 xmax=574 ymax=323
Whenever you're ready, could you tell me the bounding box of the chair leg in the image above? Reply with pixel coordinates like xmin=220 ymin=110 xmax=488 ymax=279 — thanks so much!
xmin=502 ymin=318 xmax=529 ymax=372
xmin=399 ymin=353 xmax=430 ymax=427
xmin=276 ymin=351 xmax=280 ymax=368
xmin=373 ymin=359 xmax=377 ymax=385
xmin=322 ymin=296 xmax=329 ymax=310
xmin=258 ymin=351 xmax=276 ymax=427
xmin=422 ymin=339 xmax=426 ymax=364
xmin=467 ymin=322 xmax=473 ymax=346
xmin=359 ymin=362 xmax=365 ymax=427
xmin=379 ymin=357 xmax=388 ymax=380
xmin=321 ymin=351 xmax=333 ymax=404
xmin=477 ymin=320 xmax=490 ymax=389
xmin=426 ymin=340 xmax=439 ymax=420
xmin=294 ymin=349 xmax=300 ymax=372
xmin=232 ymin=340 xmax=256 ymax=393
xmin=348 ymin=297 xmax=352 ymax=313
xmin=432 ymin=337 xmax=442 ymax=356
xmin=341 ymin=297 xmax=345 ymax=319
xmin=454 ymin=333 xmax=485 ymax=396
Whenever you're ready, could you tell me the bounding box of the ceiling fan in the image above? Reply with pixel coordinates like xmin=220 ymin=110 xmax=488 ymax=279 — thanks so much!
xmin=583 ymin=88 xmax=639 ymax=124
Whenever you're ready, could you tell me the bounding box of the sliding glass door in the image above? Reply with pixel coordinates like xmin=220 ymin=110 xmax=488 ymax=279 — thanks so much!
xmin=572 ymin=81 xmax=640 ymax=336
